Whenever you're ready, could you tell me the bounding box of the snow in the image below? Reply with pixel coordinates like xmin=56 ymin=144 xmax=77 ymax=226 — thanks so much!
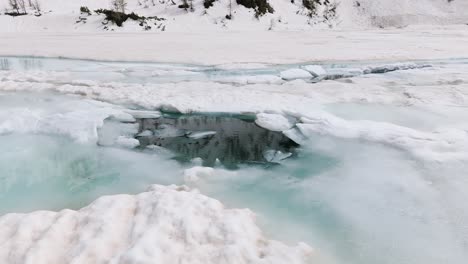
xmin=1 ymin=27 xmax=468 ymax=64
xmin=2 ymin=59 xmax=468 ymax=164
xmin=1 ymin=1 xmax=468 ymax=262
xmin=0 ymin=0 xmax=466 ymax=33
xmin=295 ymin=113 xmax=468 ymax=162
xmin=1 ymin=57 xmax=468 ymax=264
xmin=0 ymin=93 xmax=128 ymax=143
xmin=302 ymin=65 xmax=327 ymax=77
xmin=255 ymin=113 xmax=295 ymax=132
xmin=280 ymin=69 xmax=313 ymax=81
xmin=0 ymin=184 xmax=313 ymax=264
xmin=184 ymin=166 xmax=215 ymax=183
xmin=115 ymin=136 xmax=140 ymax=148
xmin=126 ymin=110 xmax=162 ymax=119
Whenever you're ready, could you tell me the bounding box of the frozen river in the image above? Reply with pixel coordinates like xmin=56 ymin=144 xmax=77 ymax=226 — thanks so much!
xmin=0 ymin=57 xmax=467 ymax=264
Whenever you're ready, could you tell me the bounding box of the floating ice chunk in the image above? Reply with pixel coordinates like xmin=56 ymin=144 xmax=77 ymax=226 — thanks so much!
xmin=256 ymin=113 xmax=295 ymax=132
xmin=154 ymin=124 xmax=187 ymax=138
xmin=183 ymin=166 xmax=239 ymax=185
xmin=184 ymin=166 xmax=215 ymax=183
xmin=187 ymin=131 xmax=217 ymax=139
xmin=280 ymin=69 xmax=312 ymax=81
xmin=283 ymin=127 xmax=308 ymax=145
xmin=0 ymin=184 xmax=314 ymax=264
xmin=111 ymin=112 xmax=136 ymax=123
xmin=115 ymin=136 xmax=140 ymax=148
xmin=302 ymin=65 xmax=327 ymax=77
xmin=263 ymin=149 xmax=293 ymax=163
xmin=190 ymin=157 xmax=204 ymax=166
xmin=136 ymin=130 xmax=153 ymax=137
xmin=97 ymin=120 xmax=139 ymax=146
xmin=126 ymin=110 xmax=162 ymax=119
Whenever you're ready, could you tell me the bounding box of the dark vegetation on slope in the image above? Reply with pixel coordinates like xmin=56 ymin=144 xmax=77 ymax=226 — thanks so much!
xmin=236 ymin=0 xmax=274 ymax=17
xmin=80 ymin=6 xmax=91 ymax=15
xmin=203 ymin=0 xmax=217 ymax=8
xmin=4 ymin=0 xmax=41 ymax=16
xmin=77 ymin=6 xmax=165 ymax=31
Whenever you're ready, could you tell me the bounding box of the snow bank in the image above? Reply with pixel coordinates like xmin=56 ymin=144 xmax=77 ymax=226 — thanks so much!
xmin=280 ymin=69 xmax=313 ymax=81
xmin=2 ymin=27 xmax=468 ymax=64
xmin=0 ymin=184 xmax=313 ymax=264
xmin=0 ymin=94 xmax=126 ymax=143
xmin=1 ymin=59 xmax=467 ymax=162
xmin=293 ymin=112 xmax=468 ymax=162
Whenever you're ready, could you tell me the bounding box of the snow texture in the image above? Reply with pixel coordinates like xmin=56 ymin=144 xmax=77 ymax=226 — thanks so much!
xmin=0 ymin=0 xmax=466 ymax=33
xmin=0 ymin=184 xmax=313 ymax=264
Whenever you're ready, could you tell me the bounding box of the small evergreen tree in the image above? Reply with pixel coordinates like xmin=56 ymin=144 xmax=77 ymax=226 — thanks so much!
xmin=302 ymin=0 xmax=321 ymax=17
xmin=8 ymin=0 xmax=27 ymax=14
xmin=178 ymin=0 xmax=189 ymax=10
xmin=111 ymin=0 xmax=127 ymax=13
xmin=236 ymin=0 xmax=274 ymax=17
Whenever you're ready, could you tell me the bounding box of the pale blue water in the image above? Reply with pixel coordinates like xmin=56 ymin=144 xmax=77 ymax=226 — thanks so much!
xmin=0 ymin=134 xmax=183 ymax=214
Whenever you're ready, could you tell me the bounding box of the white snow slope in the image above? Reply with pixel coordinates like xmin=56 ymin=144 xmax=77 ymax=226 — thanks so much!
xmin=0 ymin=0 xmax=467 ymax=32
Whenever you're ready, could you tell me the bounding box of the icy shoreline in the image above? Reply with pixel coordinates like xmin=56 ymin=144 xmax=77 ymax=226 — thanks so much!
xmin=1 ymin=27 xmax=468 ymax=65
xmin=2 ymin=57 xmax=467 ymax=164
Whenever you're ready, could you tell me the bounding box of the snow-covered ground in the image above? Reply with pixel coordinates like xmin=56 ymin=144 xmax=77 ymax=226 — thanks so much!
xmin=1 ymin=27 xmax=468 ymax=64
xmin=0 ymin=0 xmax=467 ymax=32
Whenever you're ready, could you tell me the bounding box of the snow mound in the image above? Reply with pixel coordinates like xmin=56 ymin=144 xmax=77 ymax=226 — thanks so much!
xmin=256 ymin=113 xmax=295 ymax=132
xmin=0 ymin=184 xmax=313 ymax=264
xmin=295 ymin=112 xmax=468 ymax=162
xmin=280 ymin=69 xmax=313 ymax=81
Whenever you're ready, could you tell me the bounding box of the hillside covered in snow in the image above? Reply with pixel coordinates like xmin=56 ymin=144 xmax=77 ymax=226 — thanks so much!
xmin=0 ymin=0 xmax=467 ymax=32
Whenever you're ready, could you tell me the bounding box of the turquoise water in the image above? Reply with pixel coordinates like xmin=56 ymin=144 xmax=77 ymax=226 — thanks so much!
xmin=0 ymin=134 xmax=183 ymax=214
xmin=2 ymin=130 xmax=466 ymax=264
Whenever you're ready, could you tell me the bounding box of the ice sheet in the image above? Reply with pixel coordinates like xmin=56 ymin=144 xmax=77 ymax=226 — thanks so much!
xmin=1 ymin=57 xmax=468 ymax=264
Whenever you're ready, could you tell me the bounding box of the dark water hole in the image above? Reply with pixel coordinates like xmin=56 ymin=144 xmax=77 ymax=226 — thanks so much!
xmin=134 ymin=114 xmax=298 ymax=168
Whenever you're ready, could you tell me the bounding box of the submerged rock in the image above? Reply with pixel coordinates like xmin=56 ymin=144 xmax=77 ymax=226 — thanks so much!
xmin=263 ymin=149 xmax=293 ymax=164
